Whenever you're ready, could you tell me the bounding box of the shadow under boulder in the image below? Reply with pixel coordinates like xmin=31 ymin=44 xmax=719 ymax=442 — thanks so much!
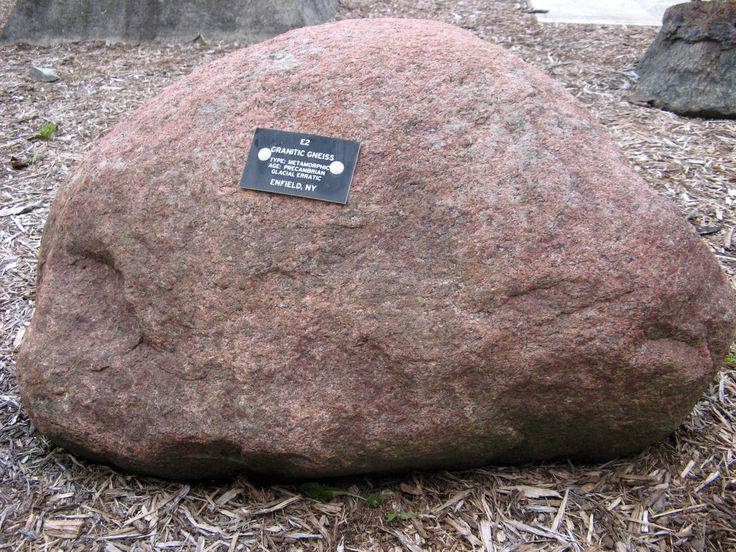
xmin=0 ymin=0 xmax=340 ymax=44
xmin=636 ymin=0 xmax=736 ymax=119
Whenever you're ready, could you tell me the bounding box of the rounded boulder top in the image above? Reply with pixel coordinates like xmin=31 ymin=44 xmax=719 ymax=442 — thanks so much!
xmin=18 ymin=18 xmax=736 ymax=480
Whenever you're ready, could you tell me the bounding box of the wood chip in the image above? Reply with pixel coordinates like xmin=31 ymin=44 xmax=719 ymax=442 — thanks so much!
xmin=43 ymin=518 xmax=85 ymax=539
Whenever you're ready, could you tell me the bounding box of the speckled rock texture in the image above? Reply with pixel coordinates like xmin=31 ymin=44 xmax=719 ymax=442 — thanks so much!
xmin=0 ymin=0 xmax=339 ymax=44
xmin=636 ymin=1 xmax=736 ymax=118
xmin=18 ymin=19 xmax=736 ymax=480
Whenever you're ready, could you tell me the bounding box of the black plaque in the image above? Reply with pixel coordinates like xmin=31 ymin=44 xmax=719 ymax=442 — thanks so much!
xmin=240 ymin=128 xmax=361 ymax=204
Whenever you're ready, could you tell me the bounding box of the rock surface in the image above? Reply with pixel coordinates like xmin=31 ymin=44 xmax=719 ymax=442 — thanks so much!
xmin=29 ymin=66 xmax=60 ymax=83
xmin=0 ymin=0 xmax=338 ymax=44
xmin=18 ymin=19 xmax=736 ymax=480
xmin=636 ymin=1 xmax=736 ymax=118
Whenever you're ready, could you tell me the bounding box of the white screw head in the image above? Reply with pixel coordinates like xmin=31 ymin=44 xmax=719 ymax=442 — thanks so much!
xmin=329 ymin=161 xmax=345 ymax=175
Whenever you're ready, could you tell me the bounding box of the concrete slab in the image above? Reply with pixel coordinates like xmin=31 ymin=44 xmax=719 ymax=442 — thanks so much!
xmin=529 ymin=0 xmax=681 ymax=26
xmin=1 ymin=0 xmax=340 ymax=44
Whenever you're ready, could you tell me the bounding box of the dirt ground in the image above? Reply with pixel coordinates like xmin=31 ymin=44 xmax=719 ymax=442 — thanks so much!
xmin=1 ymin=0 xmax=734 ymax=550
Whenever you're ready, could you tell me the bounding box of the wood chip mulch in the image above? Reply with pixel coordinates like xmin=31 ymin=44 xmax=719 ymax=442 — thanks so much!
xmin=1 ymin=0 xmax=734 ymax=550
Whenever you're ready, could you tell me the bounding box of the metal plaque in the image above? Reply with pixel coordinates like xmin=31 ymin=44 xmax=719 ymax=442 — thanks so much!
xmin=240 ymin=128 xmax=361 ymax=204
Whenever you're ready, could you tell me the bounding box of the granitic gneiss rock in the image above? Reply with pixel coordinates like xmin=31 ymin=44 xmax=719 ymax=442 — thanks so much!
xmin=636 ymin=1 xmax=736 ymax=118
xmin=0 ymin=0 xmax=339 ymax=44
xmin=18 ymin=19 xmax=735 ymax=480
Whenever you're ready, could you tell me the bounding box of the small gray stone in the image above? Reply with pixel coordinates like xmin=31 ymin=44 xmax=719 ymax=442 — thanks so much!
xmin=29 ymin=66 xmax=60 ymax=82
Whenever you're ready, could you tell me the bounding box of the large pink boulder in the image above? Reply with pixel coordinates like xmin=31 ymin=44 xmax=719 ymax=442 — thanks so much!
xmin=18 ymin=19 xmax=735 ymax=479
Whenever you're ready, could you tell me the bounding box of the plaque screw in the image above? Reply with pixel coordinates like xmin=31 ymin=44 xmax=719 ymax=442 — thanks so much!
xmin=329 ymin=161 xmax=344 ymax=175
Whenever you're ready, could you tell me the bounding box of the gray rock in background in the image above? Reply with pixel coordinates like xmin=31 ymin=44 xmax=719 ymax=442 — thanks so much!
xmin=636 ymin=1 xmax=736 ymax=119
xmin=0 ymin=0 xmax=339 ymax=44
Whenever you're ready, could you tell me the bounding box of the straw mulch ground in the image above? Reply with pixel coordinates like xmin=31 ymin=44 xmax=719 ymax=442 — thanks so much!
xmin=1 ymin=0 xmax=735 ymax=550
